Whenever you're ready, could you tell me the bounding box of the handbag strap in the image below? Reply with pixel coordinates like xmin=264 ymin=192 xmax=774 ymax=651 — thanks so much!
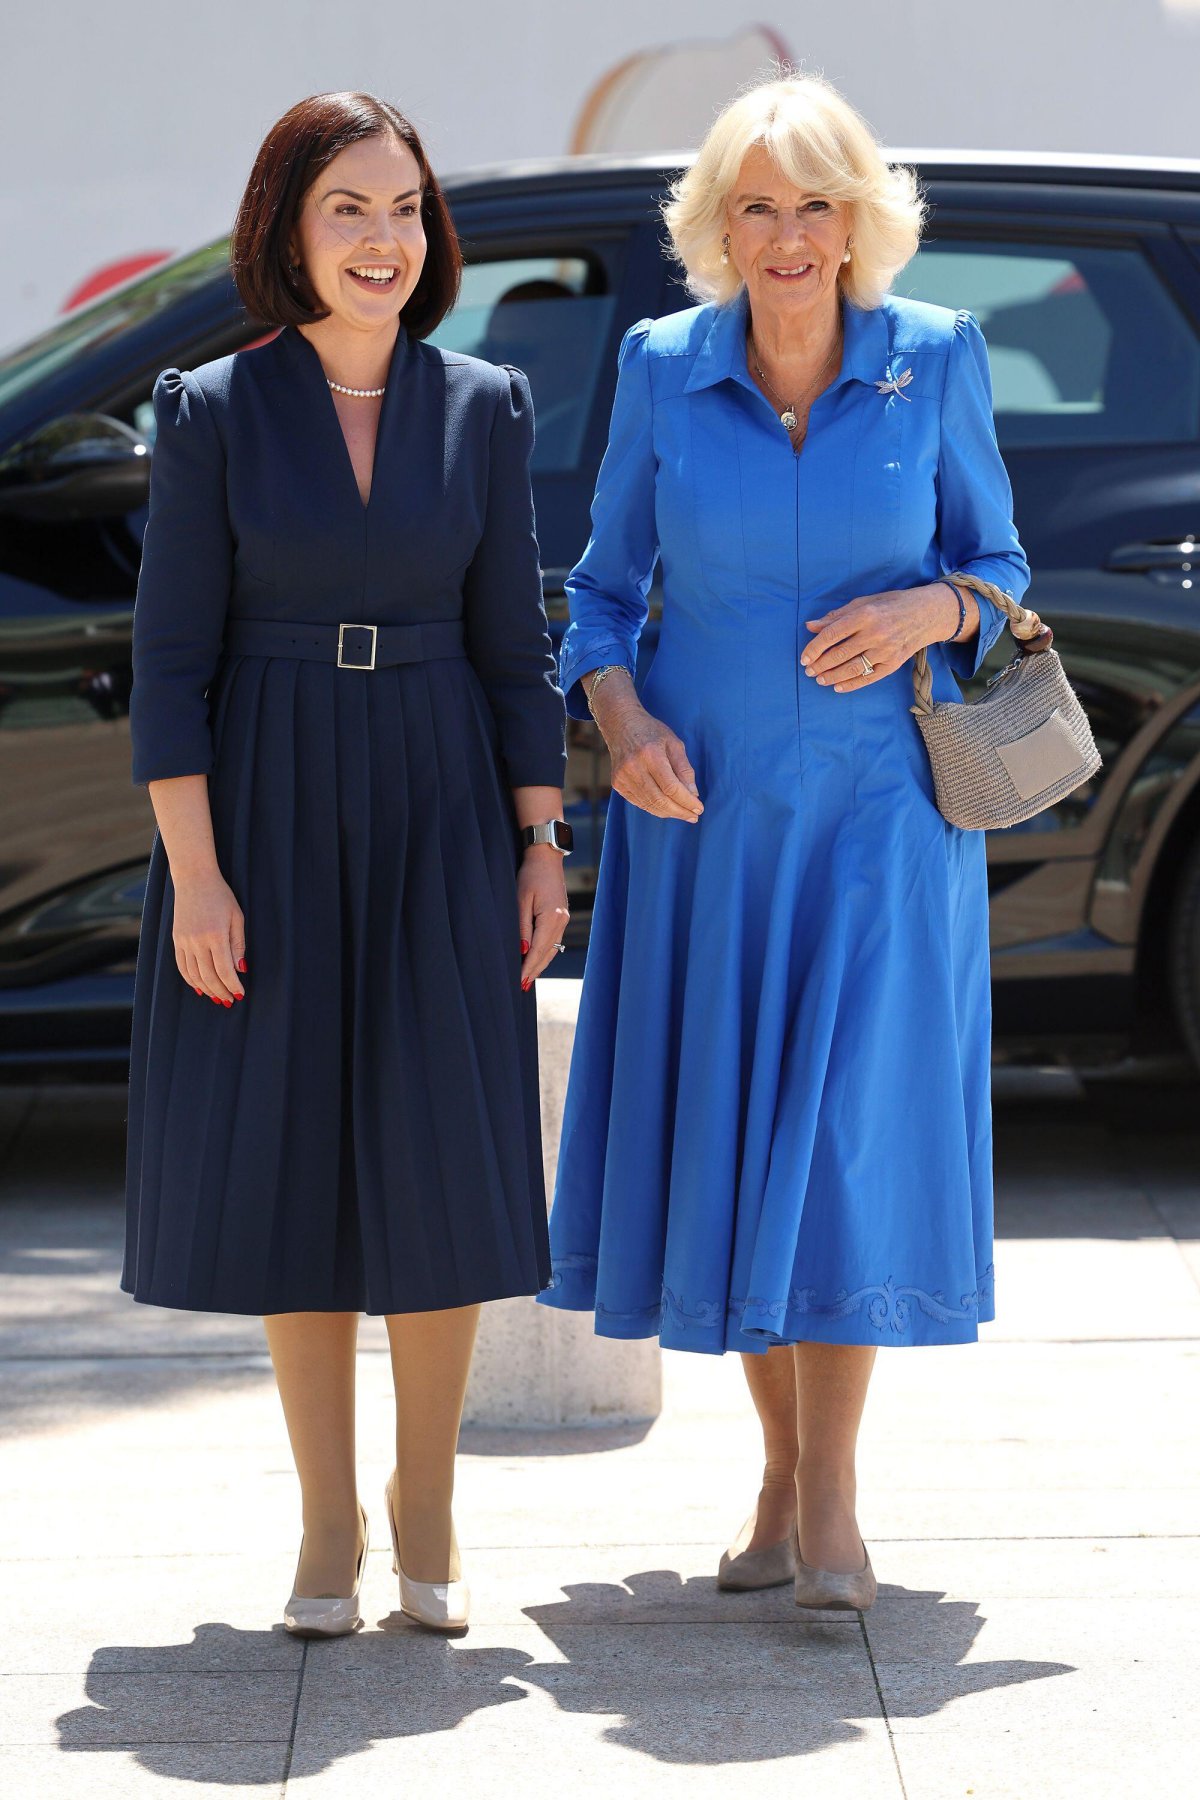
xmin=910 ymin=572 xmax=1046 ymax=717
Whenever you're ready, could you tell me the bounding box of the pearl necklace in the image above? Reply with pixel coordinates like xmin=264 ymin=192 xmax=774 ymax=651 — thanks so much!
xmin=327 ymin=378 xmax=386 ymax=398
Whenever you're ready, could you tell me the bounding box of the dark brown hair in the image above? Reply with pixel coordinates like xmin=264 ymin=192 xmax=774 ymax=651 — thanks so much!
xmin=230 ymin=91 xmax=462 ymax=336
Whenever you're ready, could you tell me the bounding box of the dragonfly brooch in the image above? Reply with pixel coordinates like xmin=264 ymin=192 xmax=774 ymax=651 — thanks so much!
xmin=874 ymin=367 xmax=914 ymax=401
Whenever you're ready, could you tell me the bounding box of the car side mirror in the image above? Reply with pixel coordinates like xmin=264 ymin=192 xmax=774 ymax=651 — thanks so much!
xmin=0 ymin=413 xmax=152 ymax=521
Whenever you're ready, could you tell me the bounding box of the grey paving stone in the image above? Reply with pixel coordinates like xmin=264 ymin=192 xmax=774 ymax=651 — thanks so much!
xmin=982 ymin=1234 xmax=1200 ymax=1342
xmin=1171 ymin=1239 xmax=1200 ymax=1293
xmin=1145 ymin=1188 xmax=1200 ymax=1294
xmin=0 ymin=1214 xmax=266 ymax=1359
xmin=386 ymin=1546 xmax=842 ymax=1630
xmin=0 ymin=1742 xmax=289 ymax=1796
xmin=288 ymin=1623 xmax=900 ymax=1793
xmin=870 ymin=1534 xmax=1200 ymax=1602
xmin=891 ymin=1725 xmax=1200 ymax=1800
xmin=869 ymin=1594 xmax=1197 ymax=1736
xmin=0 ymin=1669 xmax=298 ymax=1748
xmin=0 ymin=1542 xmax=857 ymax=1676
xmin=288 ymin=1698 xmax=902 ymax=1797
xmin=297 ymin=1619 xmax=875 ymax=1699
xmin=0 ymin=1555 xmax=307 ymax=1675
xmin=1 ymin=1074 xmax=1198 ymax=1798
xmin=0 ymin=1356 xmax=281 ymax=1447
xmin=856 ymin=1485 xmax=1200 ymax=1540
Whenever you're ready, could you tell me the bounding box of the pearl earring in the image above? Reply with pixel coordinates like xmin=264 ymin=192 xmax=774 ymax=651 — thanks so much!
xmin=842 ymin=242 xmax=852 ymax=264
xmin=721 ymin=235 xmax=730 ymax=266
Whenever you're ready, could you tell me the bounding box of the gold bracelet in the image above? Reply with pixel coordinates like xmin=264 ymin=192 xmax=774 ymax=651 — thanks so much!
xmin=585 ymin=664 xmax=623 ymax=718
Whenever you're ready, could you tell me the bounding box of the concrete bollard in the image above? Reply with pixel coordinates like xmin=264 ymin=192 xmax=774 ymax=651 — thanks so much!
xmin=461 ymin=977 xmax=663 ymax=1428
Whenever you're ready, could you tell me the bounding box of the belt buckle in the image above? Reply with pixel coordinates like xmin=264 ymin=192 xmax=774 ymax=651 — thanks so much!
xmin=337 ymin=622 xmax=377 ymax=670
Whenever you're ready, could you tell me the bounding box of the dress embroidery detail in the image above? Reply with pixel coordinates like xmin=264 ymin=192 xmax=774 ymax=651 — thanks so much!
xmin=566 ymin=1260 xmax=996 ymax=1337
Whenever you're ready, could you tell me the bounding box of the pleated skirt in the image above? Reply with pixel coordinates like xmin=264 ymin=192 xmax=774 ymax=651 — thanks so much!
xmin=123 ymin=648 xmax=550 ymax=1315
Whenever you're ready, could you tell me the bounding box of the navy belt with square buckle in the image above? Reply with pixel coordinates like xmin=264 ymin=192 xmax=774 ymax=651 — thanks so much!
xmin=223 ymin=618 xmax=467 ymax=669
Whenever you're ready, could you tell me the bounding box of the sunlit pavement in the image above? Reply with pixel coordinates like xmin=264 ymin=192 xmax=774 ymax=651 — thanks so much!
xmin=1 ymin=1069 xmax=1197 ymax=1798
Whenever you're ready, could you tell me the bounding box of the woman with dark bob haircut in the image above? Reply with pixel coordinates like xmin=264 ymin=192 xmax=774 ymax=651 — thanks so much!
xmin=123 ymin=92 xmax=569 ymax=1637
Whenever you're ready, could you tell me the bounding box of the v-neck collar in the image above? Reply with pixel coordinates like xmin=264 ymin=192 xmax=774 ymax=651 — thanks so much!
xmin=280 ymin=320 xmax=412 ymax=512
xmin=682 ymin=283 xmax=892 ymax=401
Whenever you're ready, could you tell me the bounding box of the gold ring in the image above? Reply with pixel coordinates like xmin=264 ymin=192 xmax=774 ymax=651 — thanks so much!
xmin=859 ymin=653 xmax=875 ymax=677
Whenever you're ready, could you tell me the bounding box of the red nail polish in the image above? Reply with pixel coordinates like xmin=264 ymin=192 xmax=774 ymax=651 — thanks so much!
xmin=521 ymin=940 xmax=530 ymax=955
xmin=521 ymin=978 xmax=531 ymax=991
xmin=237 ymin=957 xmax=248 ymax=973
xmin=223 ymin=999 xmax=232 ymax=1008
xmin=194 ymin=987 xmax=203 ymax=996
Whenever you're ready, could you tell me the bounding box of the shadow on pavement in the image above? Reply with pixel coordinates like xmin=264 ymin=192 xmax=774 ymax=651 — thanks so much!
xmin=55 ymin=1623 xmax=534 ymax=1785
xmin=54 ymin=1573 xmax=1073 ymax=1779
xmin=521 ymin=1571 xmax=1074 ymax=1762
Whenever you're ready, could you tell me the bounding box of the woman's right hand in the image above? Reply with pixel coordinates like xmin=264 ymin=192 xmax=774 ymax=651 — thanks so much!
xmin=589 ymin=671 xmax=704 ymax=822
xmin=172 ymin=868 xmax=247 ymax=1005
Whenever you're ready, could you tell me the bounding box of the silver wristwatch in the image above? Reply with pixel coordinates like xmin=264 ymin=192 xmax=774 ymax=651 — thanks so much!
xmin=520 ymin=819 xmax=574 ymax=855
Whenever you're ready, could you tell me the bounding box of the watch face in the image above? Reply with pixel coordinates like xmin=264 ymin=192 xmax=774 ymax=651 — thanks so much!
xmin=522 ymin=821 xmax=573 ymax=851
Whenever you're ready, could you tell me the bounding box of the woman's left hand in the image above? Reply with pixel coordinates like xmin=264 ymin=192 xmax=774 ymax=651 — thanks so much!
xmin=801 ymin=583 xmax=968 ymax=692
xmin=517 ymin=847 xmax=570 ymax=989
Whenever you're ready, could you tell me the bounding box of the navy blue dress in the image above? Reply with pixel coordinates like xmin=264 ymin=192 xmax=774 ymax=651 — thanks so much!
xmin=122 ymin=323 xmax=566 ymax=1316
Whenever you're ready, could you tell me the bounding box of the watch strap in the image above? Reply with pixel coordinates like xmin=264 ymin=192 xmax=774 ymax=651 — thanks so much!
xmin=521 ymin=820 xmax=572 ymax=853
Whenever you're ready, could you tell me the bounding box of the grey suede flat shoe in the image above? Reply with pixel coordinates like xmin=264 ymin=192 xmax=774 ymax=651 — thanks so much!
xmin=717 ymin=1523 xmax=799 ymax=1591
xmin=793 ymin=1541 xmax=877 ymax=1612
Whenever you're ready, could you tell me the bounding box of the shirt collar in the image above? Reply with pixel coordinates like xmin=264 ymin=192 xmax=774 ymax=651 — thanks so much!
xmin=682 ymin=283 xmax=892 ymax=397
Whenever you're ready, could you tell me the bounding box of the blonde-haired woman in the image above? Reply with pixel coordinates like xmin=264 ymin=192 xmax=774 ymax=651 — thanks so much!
xmin=539 ymin=73 xmax=1029 ymax=1610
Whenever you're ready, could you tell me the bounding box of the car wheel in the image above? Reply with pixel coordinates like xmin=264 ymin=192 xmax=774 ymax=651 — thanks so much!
xmin=1169 ymin=833 xmax=1200 ymax=1074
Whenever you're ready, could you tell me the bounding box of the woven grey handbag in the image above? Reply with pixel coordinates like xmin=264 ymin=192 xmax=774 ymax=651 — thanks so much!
xmin=910 ymin=571 xmax=1101 ymax=831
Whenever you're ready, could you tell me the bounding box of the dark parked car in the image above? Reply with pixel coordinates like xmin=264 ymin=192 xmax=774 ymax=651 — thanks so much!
xmin=3 ymin=150 xmax=1200 ymax=1076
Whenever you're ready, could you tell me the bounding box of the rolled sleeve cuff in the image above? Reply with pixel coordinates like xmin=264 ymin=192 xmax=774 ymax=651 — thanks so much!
xmin=129 ymin=713 xmax=215 ymax=787
xmin=131 ymin=757 xmax=212 ymax=788
xmin=504 ymin=748 xmax=569 ymax=790
xmin=559 ymin=632 xmax=638 ymax=721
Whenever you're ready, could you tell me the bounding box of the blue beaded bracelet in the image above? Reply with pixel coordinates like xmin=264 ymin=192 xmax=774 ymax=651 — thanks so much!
xmin=944 ymin=580 xmax=967 ymax=643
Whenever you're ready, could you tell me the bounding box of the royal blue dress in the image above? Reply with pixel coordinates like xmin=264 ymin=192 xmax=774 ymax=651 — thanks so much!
xmin=123 ymin=324 xmax=566 ymax=1316
xmin=538 ymin=287 xmax=1030 ymax=1353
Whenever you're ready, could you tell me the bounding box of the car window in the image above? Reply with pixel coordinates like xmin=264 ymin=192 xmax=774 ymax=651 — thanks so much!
xmin=0 ymin=243 xmax=233 ymax=411
xmin=896 ymin=241 xmax=1200 ymax=449
xmin=426 ymin=254 xmax=616 ymax=474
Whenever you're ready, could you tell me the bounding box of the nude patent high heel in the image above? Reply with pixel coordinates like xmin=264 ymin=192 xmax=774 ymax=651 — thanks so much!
xmin=384 ymin=1471 xmax=470 ymax=1632
xmin=283 ymin=1505 xmax=369 ymax=1637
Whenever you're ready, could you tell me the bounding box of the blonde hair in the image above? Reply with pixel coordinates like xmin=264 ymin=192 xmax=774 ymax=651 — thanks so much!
xmin=661 ymin=72 xmax=924 ymax=310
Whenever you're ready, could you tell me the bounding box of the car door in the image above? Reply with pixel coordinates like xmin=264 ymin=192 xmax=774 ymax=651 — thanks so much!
xmin=893 ymin=197 xmax=1200 ymax=1038
xmin=0 ymin=255 xmax=255 ymax=1062
xmin=0 ymin=345 xmax=163 ymax=1058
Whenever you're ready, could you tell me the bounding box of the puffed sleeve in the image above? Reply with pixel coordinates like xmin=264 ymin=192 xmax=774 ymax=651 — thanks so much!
xmin=129 ymin=368 xmax=233 ymax=785
xmin=462 ymin=364 xmax=567 ymax=789
xmin=558 ymin=318 xmax=659 ymax=720
xmin=937 ymin=310 xmax=1032 ymax=681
